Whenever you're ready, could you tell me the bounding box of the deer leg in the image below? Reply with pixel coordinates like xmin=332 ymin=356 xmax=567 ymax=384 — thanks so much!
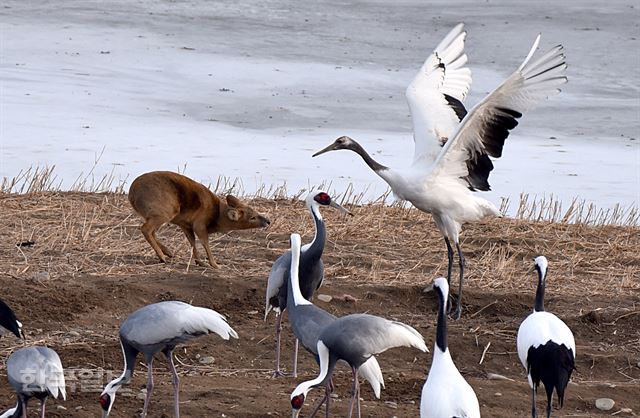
xmin=194 ymin=226 xmax=219 ymax=268
xmin=140 ymin=217 xmax=169 ymax=263
xmin=180 ymin=226 xmax=203 ymax=266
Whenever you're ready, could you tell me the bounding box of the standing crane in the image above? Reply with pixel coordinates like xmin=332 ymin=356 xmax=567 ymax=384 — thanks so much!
xmin=287 ymin=233 xmax=384 ymax=417
xmin=265 ymin=191 xmax=350 ymax=376
xmin=421 ymin=277 xmax=480 ymax=417
xmin=517 ymin=256 xmax=575 ymax=418
xmin=1 ymin=346 xmax=66 ymax=418
xmin=313 ymin=25 xmax=567 ymax=319
xmin=99 ymin=301 xmax=238 ymax=417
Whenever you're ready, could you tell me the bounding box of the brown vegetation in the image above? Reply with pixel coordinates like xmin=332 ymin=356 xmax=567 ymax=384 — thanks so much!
xmin=0 ymin=190 xmax=638 ymax=417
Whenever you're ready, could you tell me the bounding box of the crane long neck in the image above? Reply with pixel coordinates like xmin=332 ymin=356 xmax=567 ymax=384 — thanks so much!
xmin=294 ymin=341 xmax=337 ymax=396
xmin=534 ymin=265 xmax=546 ymax=312
xmin=108 ymin=339 xmax=137 ymax=390
xmin=306 ymin=205 xmax=326 ymax=259
xmin=0 ymin=402 xmax=20 ymax=418
xmin=350 ymin=141 xmax=388 ymax=172
xmin=435 ymin=287 xmax=448 ymax=352
xmin=289 ymin=236 xmax=311 ymax=307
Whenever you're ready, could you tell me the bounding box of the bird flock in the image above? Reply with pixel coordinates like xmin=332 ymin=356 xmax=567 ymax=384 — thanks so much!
xmin=0 ymin=23 xmax=577 ymax=418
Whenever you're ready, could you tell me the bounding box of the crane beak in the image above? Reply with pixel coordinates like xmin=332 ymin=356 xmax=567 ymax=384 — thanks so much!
xmin=329 ymin=200 xmax=353 ymax=216
xmin=312 ymin=142 xmax=337 ymax=157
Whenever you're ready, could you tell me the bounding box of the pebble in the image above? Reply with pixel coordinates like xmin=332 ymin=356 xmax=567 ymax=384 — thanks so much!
xmin=247 ymin=310 xmax=259 ymax=315
xmin=385 ymin=401 xmax=398 ymax=409
xmin=595 ymin=398 xmax=615 ymax=411
xmin=56 ymin=405 xmax=67 ymax=410
xmin=317 ymin=294 xmax=332 ymax=303
xmin=487 ymin=373 xmax=515 ymax=382
xmin=75 ymin=406 xmax=83 ymax=411
xmin=495 ymin=392 xmax=502 ymax=396
xmin=67 ymin=330 xmax=81 ymax=337
xmin=199 ymin=356 xmax=215 ymax=365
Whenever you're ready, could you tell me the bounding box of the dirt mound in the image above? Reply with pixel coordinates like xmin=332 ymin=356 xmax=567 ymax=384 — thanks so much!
xmin=0 ymin=192 xmax=638 ymax=417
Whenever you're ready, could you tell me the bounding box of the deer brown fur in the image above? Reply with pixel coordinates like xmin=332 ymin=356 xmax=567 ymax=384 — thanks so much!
xmin=128 ymin=171 xmax=270 ymax=268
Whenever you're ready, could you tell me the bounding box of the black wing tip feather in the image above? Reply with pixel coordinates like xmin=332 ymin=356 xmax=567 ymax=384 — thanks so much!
xmin=444 ymin=94 xmax=468 ymax=122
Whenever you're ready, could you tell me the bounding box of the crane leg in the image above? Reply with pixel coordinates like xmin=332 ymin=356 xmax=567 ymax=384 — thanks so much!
xmin=141 ymin=358 xmax=155 ymax=418
xmin=20 ymin=395 xmax=28 ymax=418
xmin=531 ymin=386 xmax=537 ymax=418
xmin=308 ymin=380 xmax=333 ymax=418
xmin=292 ymin=337 xmax=299 ymax=378
xmin=165 ymin=349 xmax=181 ymax=418
xmin=347 ymin=367 xmax=361 ymax=418
xmin=451 ymin=242 xmax=465 ymax=320
xmin=444 ymin=237 xmax=455 ymax=313
xmin=39 ymin=399 xmax=45 ymax=418
xmin=273 ymin=313 xmax=285 ymax=377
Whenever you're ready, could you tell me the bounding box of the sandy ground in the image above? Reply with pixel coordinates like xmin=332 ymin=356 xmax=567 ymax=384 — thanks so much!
xmin=1 ymin=0 xmax=639 ymax=210
xmin=0 ymin=192 xmax=638 ymax=417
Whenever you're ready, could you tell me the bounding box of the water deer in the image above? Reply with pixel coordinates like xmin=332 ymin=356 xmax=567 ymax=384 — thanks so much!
xmin=128 ymin=171 xmax=270 ymax=268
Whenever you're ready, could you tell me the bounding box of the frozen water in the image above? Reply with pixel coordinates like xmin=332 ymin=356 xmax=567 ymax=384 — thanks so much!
xmin=1 ymin=0 xmax=638 ymax=214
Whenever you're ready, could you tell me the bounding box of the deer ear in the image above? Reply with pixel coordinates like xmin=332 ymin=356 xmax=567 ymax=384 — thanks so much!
xmin=226 ymin=195 xmax=241 ymax=208
xmin=227 ymin=209 xmax=240 ymax=221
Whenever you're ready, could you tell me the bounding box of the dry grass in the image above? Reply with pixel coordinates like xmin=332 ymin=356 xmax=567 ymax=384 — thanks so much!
xmin=1 ymin=189 xmax=637 ymax=299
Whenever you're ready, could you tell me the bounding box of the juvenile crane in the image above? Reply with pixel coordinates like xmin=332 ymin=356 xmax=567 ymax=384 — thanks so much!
xmin=1 ymin=346 xmax=66 ymax=418
xmin=287 ymin=233 xmax=384 ymax=417
xmin=290 ymin=309 xmax=427 ymax=417
xmin=313 ymin=25 xmax=568 ymax=319
xmin=0 ymin=298 xmax=24 ymax=340
xmin=517 ymin=256 xmax=575 ymax=418
xmin=421 ymin=277 xmax=480 ymax=418
xmin=264 ymin=191 xmax=351 ymax=377
xmin=99 ymin=301 xmax=238 ymax=418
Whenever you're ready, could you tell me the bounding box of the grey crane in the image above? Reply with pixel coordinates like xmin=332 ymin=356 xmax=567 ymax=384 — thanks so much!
xmin=264 ymin=191 xmax=351 ymax=377
xmin=290 ymin=308 xmax=428 ymax=417
xmin=0 ymin=298 xmax=24 ymax=340
xmin=313 ymin=27 xmax=567 ymax=319
xmin=1 ymin=346 xmax=66 ymax=418
xmin=99 ymin=301 xmax=238 ymax=418
xmin=287 ymin=233 xmax=383 ymax=417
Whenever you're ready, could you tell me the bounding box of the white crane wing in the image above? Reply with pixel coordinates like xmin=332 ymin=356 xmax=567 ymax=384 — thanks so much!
xmin=406 ymin=23 xmax=472 ymax=167
xmin=430 ymin=35 xmax=567 ymax=188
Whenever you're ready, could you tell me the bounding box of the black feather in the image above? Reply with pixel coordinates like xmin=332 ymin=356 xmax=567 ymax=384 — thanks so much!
xmin=527 ymin=341 xmax=575 ymax=409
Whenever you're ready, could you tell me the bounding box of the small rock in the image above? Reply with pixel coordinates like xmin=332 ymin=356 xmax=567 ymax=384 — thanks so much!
xmin=247 ymin=310 xmax=259 ymax=315
xmin=487 ymin=373 xmax=515 ymax=382
xmin=317 ymin=294 xmax=332 ymax=303
xmin=385 ymin=401 xmax=397 ymax=409
xmin=595 ymin=398 xmax=615 ymax=411
xmin=56 ymin=405 xmax=67 ymax=410
xmin=67 ymin=330 xmax=81 ymax=337
xmin=495 ymin=392 xmax=502 ymax=396
xmin=137 ymin=392 xmax=146 ymax=400
xmin=75 ymin=406 xmax=83 ymax=410
xmin=199 ymin=356 xmax=215 ymax=365
xmin=619 ymin=408 xmax=633 ymax=414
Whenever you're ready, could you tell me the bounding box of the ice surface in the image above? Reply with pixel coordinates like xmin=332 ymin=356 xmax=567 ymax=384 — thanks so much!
xmin=1 ymin=0 xmax=638 ymax=213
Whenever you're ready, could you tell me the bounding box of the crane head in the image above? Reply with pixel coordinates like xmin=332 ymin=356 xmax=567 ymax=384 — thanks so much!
xmin=306 ymin=190 xmax=353 ymax=216
xmin=312 ymin=136 xmax=356 ymax=157
xmin=290 ymin=393 xmax=305 ymax=418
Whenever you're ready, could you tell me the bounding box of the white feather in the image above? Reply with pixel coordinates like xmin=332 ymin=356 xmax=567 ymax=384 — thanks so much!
xmin=517 ymin=311 xmax=576 ymax=371
xmin=358 ymin=355 xmax=385 ymax=398
xmin=406 ymin=23 xmax=472 ymax=167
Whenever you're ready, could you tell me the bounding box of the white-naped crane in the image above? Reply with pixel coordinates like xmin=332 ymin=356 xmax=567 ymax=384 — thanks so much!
xmin=264 ymin=191 xmax=351 ymax=377
xmin=287 ymin=233 xmax=384 ymax=417
xmin=0 ymin=298 xmax=24 ymax=340
xmin=290 ymin=310 xmax=427 ymax=417
xmin=99 ymin=301 xmax=238 ymax=418
xmin=1 ymin=346 xmax=66 ymax=418
xmin=313 ymin=24 xmax=568 ymax=319
xmin=421 ymin=277 xmax=480 ymax=418
xmin=517 ymin=256 xmax=575 ymax=418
